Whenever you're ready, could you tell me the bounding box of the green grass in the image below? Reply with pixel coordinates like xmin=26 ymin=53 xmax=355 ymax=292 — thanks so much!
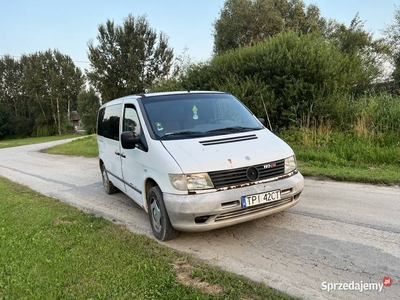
xmin=0 ymin=134 xmax=85 ymax=149
xmin=279 ymin=129 xmax=400 ymax=185
xmin=0 ymin=177 xmax=295 ymax=300
xmin=44 ymin=135 xmax=98 ymax=157
xmin=296 ymin=162 xmax=400 ymax=184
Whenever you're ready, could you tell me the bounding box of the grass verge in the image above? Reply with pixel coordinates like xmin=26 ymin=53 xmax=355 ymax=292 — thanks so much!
xmin=279 ymin=129 xmax=400 ymax=186
xmin=0 ymin=177 xmax=296 ymax=300
xmin=0 ymin=134 xmax=84 ymax=149
xmin=44 ymin=135 xmax=98 ymax=157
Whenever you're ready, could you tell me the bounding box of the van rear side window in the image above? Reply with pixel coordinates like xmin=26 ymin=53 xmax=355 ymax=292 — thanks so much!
xmin=97 ymin=104 xmax=121 ymax=141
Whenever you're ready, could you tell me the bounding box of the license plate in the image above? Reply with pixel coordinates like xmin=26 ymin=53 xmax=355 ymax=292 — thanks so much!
xmin=241 ymin=190 xmax=281 ymax=208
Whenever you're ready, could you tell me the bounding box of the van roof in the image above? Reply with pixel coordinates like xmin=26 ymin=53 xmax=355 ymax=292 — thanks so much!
xmin=100 ymin=91 xmax=226 ymax=107
xmin=141 ymin=90 xmax=224 ymax=97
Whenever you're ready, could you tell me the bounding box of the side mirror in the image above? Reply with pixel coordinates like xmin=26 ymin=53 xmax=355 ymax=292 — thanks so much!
xmin=258 ymin=117 xmax=266 ymax=126
xmin=121 ymin=131 xmax=141 ymax=149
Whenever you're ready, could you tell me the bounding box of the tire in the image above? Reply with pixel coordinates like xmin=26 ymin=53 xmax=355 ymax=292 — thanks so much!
xmin=100 ymin=163 xmax=118 ymax=194
xmin=147 ymin=186 xmax=178 ymax=241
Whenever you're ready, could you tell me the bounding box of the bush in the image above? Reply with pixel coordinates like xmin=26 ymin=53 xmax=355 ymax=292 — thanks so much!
xmin=77 ymin=88 xmax=100 ymax=134
xmin=153 ymin=31 xmax=368 ymax=129
xmin=32 ymin=125 xmax=55 ymax=137
xmin=8 ymin=116 xmax=34 ymax=137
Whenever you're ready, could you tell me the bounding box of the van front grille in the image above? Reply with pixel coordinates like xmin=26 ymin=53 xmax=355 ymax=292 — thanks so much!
xmin=208 ymin=159 xmax=285 ymax=189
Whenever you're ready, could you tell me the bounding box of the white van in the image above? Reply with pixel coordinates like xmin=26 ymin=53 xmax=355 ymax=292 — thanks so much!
xmin=97 ymin=91 xmax=304 ymax=241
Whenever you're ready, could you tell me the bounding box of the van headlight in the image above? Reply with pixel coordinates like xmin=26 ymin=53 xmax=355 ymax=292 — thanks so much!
xmin=169 ymin=173 xmax=214 ymax=191
xmin=284 ymin=155 xmax=297 ymax=174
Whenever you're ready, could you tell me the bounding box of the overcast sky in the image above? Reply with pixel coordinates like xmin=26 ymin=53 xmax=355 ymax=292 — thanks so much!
xmin=0 ymin=0 xmax=398 ymax=71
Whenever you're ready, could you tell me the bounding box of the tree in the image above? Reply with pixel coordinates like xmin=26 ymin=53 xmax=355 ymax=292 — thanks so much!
xmin=213 ymin=0 xmax=324 ymax=55
xmin=21 ymin=50 xmax=84 ymax=136
xmin=0 ymin=56 xmax=24 ymax=118
xmin=77 ymin=88 xmax=100 ymax=134
xmin=0 ymin=55 xmax=32 ymax=137
xmin=87 ymin=14 xmax=174 ymax=103
xmin=156 ymin=31 xmax=373 ymax=128
xmin=0 ymin=51 xmax=83 ymax=138
xmin=382 ymin=5 xmax=400 ymax=89
xmin=321 ymin=14 xmax=390 ymax=86
xmin=213 ymin=1 xmax=390 ymax=83
xmin=0 ymin=102 xmax=9 ymax=138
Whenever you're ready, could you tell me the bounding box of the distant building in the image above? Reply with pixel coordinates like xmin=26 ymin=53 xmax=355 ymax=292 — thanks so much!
xmin=70 ymin=111 xmax=84 ymax=131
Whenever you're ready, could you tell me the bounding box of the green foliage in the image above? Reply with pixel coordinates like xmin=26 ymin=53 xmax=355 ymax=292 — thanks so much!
xmin=21 ymin=50 xmax=84 ymax=136
xmin=8 ymin=115 xmax=34 ymax=138
xmin=280 ymin=129 xmax=400 ymax=185
xmin=0 ymin=52 xmax=84 ymax=139
xmin=383 ymin=5 xmax=400 ymax=52
xmin=213 ymin=0 xmax=324 ymax=55
xmin=87 ymin=14 xmax=174 ymax=103
xmin=213 ymin=1 xmax=389 ymax=89
xmin=61 ymin=120 xmax=77 ymax=135
xmin=352 ymin=93 xmax=400 ymax=134
xmin=382 ymin=5 xmax=400 ymax=90
xmin=279 ymin=90 xmax=400 ymax=185
xmin=0 ymin=55 xmax=30 ymax=137
xmin=150 ymin=78 xmax=185 ymax=93
xmin=33 ymin=124 xmax=56 ymax=137
xmin=210 ymin=74 xmax=267 ymax=116
xmin=156 ymin=31 xmax=369 ymax=128
xmin=0 ymin=103 xmax=9 ymax=138
xmin=321 ymin=14 xmax=390 ymax=85
xmin=77 ymin=88 xmax=100 ymax=134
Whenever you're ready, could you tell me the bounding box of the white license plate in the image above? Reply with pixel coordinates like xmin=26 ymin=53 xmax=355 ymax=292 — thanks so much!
xmin=241 ymin=190 xmax=281 ymax=208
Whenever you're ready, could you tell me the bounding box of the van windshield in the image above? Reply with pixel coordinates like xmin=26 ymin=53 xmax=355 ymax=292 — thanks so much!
xmin=141 ymin=93 xmax=263 ymax=140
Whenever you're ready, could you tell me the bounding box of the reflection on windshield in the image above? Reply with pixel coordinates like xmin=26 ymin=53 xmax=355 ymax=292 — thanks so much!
xmin=142 ymin=93 xmax=263 ymax=139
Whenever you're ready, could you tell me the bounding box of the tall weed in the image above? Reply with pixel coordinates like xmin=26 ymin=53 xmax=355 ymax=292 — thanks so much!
xmin=353 ymin=93 xmax=400 ymax=135
xmin=282 ymin=127 xmax=399 ymax=166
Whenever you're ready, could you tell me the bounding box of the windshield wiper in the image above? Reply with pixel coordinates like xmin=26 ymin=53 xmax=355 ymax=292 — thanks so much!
xmin=162 ymin=131 xmax=204 ymax=137
xmin=206 ymin=126 xmax=261 ymax=133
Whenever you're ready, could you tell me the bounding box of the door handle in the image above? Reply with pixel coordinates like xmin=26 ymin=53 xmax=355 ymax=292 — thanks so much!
xmin=120 ymin=153 xmax=126 ymax=158
xmin=115 ymin=151 xmax=120 ymax=156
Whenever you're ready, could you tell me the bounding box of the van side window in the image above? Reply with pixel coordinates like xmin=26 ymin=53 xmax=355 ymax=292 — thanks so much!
xmin=123 ymin=105 xmax=141 ymax=136
xmin=97 ymin=104 xmax=121 ymax=141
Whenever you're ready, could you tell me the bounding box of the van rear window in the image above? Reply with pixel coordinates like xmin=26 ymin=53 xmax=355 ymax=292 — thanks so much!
xmin=97 ymin=104 xmax=121 ymax=141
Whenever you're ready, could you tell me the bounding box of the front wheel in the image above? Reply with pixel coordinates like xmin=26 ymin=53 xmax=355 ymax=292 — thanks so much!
xmin=147 ymin=186 xmax=178 ymax=241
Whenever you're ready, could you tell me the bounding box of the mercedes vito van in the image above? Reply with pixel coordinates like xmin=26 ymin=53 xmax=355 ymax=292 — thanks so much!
xmin=97 ymin=91 xmax=304 ymax=241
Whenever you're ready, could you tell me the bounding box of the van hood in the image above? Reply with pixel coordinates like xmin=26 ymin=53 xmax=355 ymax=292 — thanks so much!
xmin=161 ymin=129 xmax=294 ymax=173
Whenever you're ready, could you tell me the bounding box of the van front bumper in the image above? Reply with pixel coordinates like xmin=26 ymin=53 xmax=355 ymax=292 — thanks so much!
xmin=163 ymin=172 xmax=304 ymax=232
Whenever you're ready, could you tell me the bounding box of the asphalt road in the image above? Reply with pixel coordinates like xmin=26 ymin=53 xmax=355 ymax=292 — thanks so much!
xmin=0 ymin=138 xmax=399 ymax=300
